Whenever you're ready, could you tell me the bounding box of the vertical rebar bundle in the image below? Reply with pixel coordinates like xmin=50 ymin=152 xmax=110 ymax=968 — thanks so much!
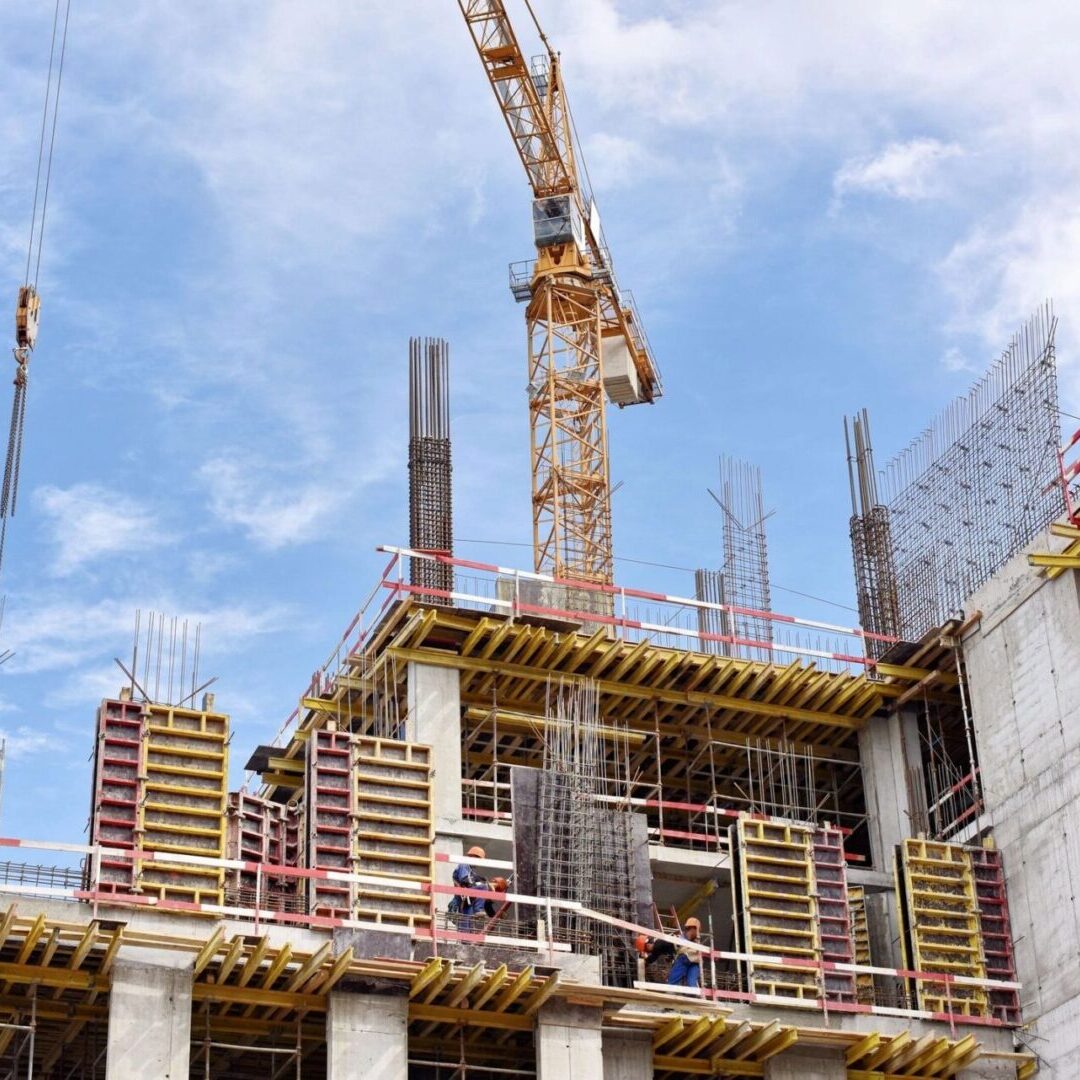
xmin=408 ymin=337 xmax=453 ymax=603
xmin=129 ymin=610 xmax=204 ymax=707
xmin=849 ymin=304 xmax=1060 ymax=642
xmin=693 ymin=568 xmax=731 ymax=655
xmin=844 ymin=410 xmax=902 ymax=657
xmin=701 ymin=458 xmax=772 ymax=662
xmin=535 ymin=680 xmax=637 ymax=987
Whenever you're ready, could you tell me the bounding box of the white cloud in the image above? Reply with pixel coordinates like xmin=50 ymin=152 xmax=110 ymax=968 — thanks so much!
xmin=199 ymin=457 xmax=345 ymax=550
xmin=35 ymin=484 xmax=169 ymax=575
xmin=0 ymin=725 xmax=67 ymax=760
xmin=940 ymin=347 xmax=975 ymax=374
xmin=1 ymin=593 xmax=289 ymax=680
xmin=833 ymin=139 xmax=962 ymax=203
xmin=585 ymin=133 xmax=662 ymax=192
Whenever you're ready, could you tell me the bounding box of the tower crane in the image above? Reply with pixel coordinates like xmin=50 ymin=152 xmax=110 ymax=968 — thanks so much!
xmin=458 ymin=0 xmax=662 ymax=587
xmin=2 ymin=0 xmax=73 ymax=576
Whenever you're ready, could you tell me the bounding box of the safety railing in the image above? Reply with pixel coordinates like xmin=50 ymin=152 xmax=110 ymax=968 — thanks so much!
xmin=260 ymin=545 xmax=897 ymax=760
xmin=0 ymin=835 xmax=1022 ymax=1029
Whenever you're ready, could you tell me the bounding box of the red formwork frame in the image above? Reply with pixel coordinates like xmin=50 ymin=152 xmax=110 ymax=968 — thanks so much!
xmin=305 ymin=727 xmax=354 ymax=915
xmin=812 ymin=825 xmax=857 ymax=1005
xmin=971 ymin=847 xmax=1022 ymax=1025
xmin=88 ymin=699 xmax=145 ymax=894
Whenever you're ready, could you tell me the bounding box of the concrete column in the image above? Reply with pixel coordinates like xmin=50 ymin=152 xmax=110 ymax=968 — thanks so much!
xmin=406 ymin=660 xmax=463 ymax=832
xmin=536 ymin=1002 xmax=604 ymax=1078
xmin=858 ymin=708 xmax=923 ymax=868
xmin=764 ymin=1047 xmax=846 ymax=1080
xmin=327 ymin=992 xmax=408 ymax=1078
xmin=603 ymin=1027 xmax=653 ymax=1079
xmin=106 ymin=947 xmax=193 ymax=1080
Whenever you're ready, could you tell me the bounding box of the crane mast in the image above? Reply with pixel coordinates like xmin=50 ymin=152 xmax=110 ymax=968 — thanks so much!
xmin=459 ymin=0 xmax=662 ymax=588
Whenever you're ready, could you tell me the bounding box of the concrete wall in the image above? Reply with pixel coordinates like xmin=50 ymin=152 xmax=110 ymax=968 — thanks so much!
xmin=406 ymin=660 xmax=463 ymax=834
xmin=962 ymin=530 xmax=1080 ymax=1078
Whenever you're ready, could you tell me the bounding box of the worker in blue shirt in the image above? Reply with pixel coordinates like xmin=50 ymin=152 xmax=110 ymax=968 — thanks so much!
xmin=667 ymin=917 xmax=702 ymax=989
xmin=448 ymin=846 xmax=489 ymax=927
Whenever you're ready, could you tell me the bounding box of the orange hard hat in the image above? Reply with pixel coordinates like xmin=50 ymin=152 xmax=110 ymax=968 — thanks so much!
xmin=684 ymin=917 xmax=702 ymax=930
xmin=634 ymin=933 xmax=649 ymax=955
xmin=467 ymin=846 xmax=486 ymax=859
xmin=490 ymin=876 xmax=508 ymax=892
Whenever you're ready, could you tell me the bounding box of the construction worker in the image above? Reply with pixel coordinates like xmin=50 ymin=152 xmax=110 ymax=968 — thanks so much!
xmin=485 ymin=876 xmax=508 ymax=919
xmin=667 ymin=916 xmax=702 ymax=989
xmin=448 ymin=846 xmax=488 ymax=925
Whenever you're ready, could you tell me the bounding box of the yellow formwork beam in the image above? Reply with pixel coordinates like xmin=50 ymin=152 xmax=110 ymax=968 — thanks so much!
xmin=657 ymin=1056 xmax=763 ymax=1077
xmin=389 ymin=647 xmax=868 ymax=730
xmin=408 ymin=1003 xmax=533 ymax=1031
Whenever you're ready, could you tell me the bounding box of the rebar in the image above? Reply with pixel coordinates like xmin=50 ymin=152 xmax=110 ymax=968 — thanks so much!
xmin=409 ymin=337 xmax=453 ymax=603
xmin=847 ymin=304 xmax=1061 ymax=642
xmin=535 ymin=680 xmax=638 ymax=987
xmin=844 ymin=411 xmax=902 ymax=656
xmin=701 ymin=457 xmax=773 ymax=662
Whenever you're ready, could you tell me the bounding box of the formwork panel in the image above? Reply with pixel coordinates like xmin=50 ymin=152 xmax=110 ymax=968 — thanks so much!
xmin=304 ymin=729 xmax=434 ymax=925
xmin=306 ymin=727 xmax=355 ymax=915
xmin=896 ymin=837 xmax=988 ymax=1017
xmin=971 ymin=845 xmax=1021 ymax=1024
xmin=848 ymin=884 xmax=874 ymax=1002
xmin=224 ymin=791 xmax=303 ymax=910
xmin=353 ymin=736 xmax=433 ymax=926
xmin=731 ymin=817 xmax=821 ymax=999
xmin=88 ymin=699 xmax=144 ymax=893
xmin=812 ymin=825 xmax=856 ymax=1004
xmin=88 ymin=698 xmax=229 ymax=905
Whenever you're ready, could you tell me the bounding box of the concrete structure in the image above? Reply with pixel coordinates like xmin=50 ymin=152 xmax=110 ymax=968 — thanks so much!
xmin=535 ymin=1002 xmax=604 ymax=1078
xmin=1 ymin=540 xmax=1064 ymax=1076
xmin=962 ymin=528 xmax=1080 ymax=1078
xmin=105 ymin=949 xmax=193 ymax=1080
xmin=327 ymin=993 xmax=408 ymax=1078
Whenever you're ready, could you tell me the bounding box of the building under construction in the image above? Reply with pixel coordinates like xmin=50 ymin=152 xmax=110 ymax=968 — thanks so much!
xmin=0 ymin=298 xmax=1074 ymax=1078
xmin=4 ymin=3 xmax=1080 ymax=1080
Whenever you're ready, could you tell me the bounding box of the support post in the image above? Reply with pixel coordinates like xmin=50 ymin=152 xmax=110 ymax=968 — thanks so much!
xmin=764 ymin=1047 xmax=846 ymax=1079
xmin=603 ymin=1028 xmax=653 ymax=1079
xmin=536 ymin=1002 xmax=604 ymax=1078
xmin=105 ymin=947 xmax=193 ymax=1080
xmin=858 ymin=708 xmax=922 ymax=866
xmin=327 ymin=992 xmax=408 ymax=1078
xmin=406 ymin=660 xmax=463 ymax=832
xmin=858 ymin=707 xmax=923 ymax=973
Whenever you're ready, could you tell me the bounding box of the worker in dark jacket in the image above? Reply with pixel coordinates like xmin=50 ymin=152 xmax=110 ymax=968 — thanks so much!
xmin=448 ymin=846 xmax=489 ymax=926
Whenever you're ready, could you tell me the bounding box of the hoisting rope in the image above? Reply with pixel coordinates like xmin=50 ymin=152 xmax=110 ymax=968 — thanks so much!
xmin=1 ymin=0 xmax=73 ymax=575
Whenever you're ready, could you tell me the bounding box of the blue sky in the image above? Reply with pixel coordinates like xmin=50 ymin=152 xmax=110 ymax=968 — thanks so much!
xmin=1 ymin=1 xmax=1078 ymax=843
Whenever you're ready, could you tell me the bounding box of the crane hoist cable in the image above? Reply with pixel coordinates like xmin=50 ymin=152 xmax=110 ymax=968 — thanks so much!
xmin=1 ymin=0 xmax=73 ymax=575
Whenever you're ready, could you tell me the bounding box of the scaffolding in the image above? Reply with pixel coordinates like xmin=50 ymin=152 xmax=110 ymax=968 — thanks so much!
xmin=700 ymin=458 xmax=773 ymax=662
xmin=852 ymin=305 xmax=1060 ymax=643
xmin=409 ymin=337 xmax=453 ymax=603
